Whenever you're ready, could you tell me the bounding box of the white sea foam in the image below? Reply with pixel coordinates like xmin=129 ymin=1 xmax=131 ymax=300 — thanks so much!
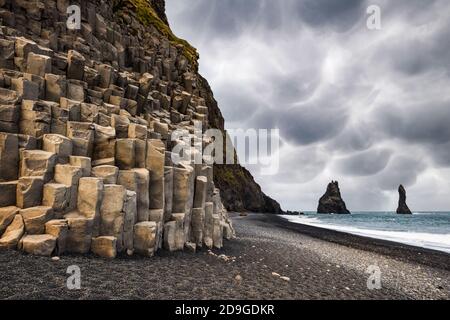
xmin=281 ymin=215 xmax=450 ymax=254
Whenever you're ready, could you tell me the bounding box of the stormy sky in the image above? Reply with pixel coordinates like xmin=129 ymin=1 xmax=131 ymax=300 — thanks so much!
xmin=166 ymin=0 xmax=450 ymax=211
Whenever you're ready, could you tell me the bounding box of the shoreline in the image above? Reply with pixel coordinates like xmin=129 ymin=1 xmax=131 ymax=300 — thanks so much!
xmin=266 ymin=213 xmax=450 ymax=271
xmin=0 ymin=213 xmax=448 ymax=300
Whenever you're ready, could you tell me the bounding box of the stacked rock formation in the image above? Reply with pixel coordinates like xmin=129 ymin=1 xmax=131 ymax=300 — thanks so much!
xmin=317 ymin=181 xmax=351 ymax=214
xmin=0 ymin=0 xmax=234 ymax=258
xmin=396 ymin=185 xmax=412 ymax=215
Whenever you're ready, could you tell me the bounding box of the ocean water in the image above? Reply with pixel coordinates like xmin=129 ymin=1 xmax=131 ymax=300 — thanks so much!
xmin=281 ymin=212 xmax=450 ymax=254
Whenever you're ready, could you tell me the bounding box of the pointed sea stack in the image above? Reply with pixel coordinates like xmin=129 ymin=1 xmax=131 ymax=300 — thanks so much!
xmin=317 ymin=181 xmax=351 ymax=214
xmin=396 ymin=185 xmax=412 ymax=214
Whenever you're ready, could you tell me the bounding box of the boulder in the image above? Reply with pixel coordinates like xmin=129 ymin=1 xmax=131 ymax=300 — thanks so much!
xmin=43 ymin=183 xmax=69 ymax=216
xmin=77 ymin=177 xmax=103 ymax=236
xmin=133 ymin=221 xmax=157 ymax=257
xmin=12 ymin=78 xmax=40 ymax=101
xmin=0 ymin=132 xmax=19 ymax=181
xmin=26 ymin=53 xmax=51 ymax=77
xmin=115 ymin=139 xmax=135 ymax=169
xmin=80 ymin=103 xmax=99 ymax=123
xmin=117 ymin=170 xmax=150 ymax=222
xmin=163 ymin=220 xmax=181 ymax=252
xmin=45 ymin=74 xmax=67 ymax=102
xmin=91 ymin=165 xmax=119 ymax=184
xmin=163 ymin=166 xmax=173 ymax=222
xmin=397 ymin=185 xmax=412 ymax=215
xmin=0 ymin=206 xmax=19 ymax=236
xmin=134 ymin=139 xmax=146 ymax=168
xmin=193 ymin=176 xmax=207 ymax=209
xmin=66 ymin=80 xmax=85 ymax=102
xmin=0 ymin=214 xmax=24 ymax=250
xmin=20 ymin=100 xmax=52 ymax=137
xmin=172 ymin=165 xmax=194 ymax=240
xmin=69 ymin=156 xmax=92 ymax=177
xmin=185 ymin=242 xmax=196 ymax=253
xmin=20 ymin=150 xmax=56 ymax=182
xmin=191 ymin=208 xmax=204 ymax=248
xmin=60 ymin=98 xmax=81 ymax=121
xmin=223 ymin=220 xmax=235 ymax=241
xmin=100 ymin=184 xmax=126 ymax=252
xmin=212 ymin=215 xmax=223 ymax=249
xmin=93 ymin=124 xmax=116 ymax=161
xmin=0 ymin=181 xmax=18 ymax=207
xmin=67 ymin=122 xmax=94 ymax=157
xmin=67 ymin=50 xmax=85 ymax=81
xmin=20 ymin=206 xmax=53 ymax=234
xmin=91 ymin=236 xmax=117 ymax=259
xmin=149 ymin=209 xmax=164 ymax=223
xmin=64 ymin=211 xmax=93 ymax=254
xmin=45 ymin=219 xmax=68 ymax=255
xmin=123 ymin=190 xmax=137 ymax=253
xmin=317 ymin=181 xmax=351 ymax=214
xmin=111 ymin=114 xmax=130 ymax=139
xmin=21 ymin=234 xmax=56 ymax=256
xmin=54 ymin=164 xmax=83 ymax=211
xmin=0 ymin=88 xmax=22 ymax=105
xmin=50 ymin=114 xmax=68 ymax=136
xmin=146 ymin=139 xmax=165 ymax=209
xmin=14 ymin=37 xmax=38 ymax=58
xmin=203 ymin=202 xmax=214 ymax=249
xmin=0 ymin=104 xmax=20 ymax=133
xmin=42 ymin=134 xmax=72 ymax=164
xmin=17 ymin=134 xmax=37 ymax=150
xmin=16 ymin=176 xmax=44 ymax=209
xmin=128 ymin=123 xmax=147 ymax=140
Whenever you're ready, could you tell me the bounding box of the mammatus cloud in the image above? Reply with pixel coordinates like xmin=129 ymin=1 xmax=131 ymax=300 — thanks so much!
xmin=167 ymin=0 xmax=450 ymax=211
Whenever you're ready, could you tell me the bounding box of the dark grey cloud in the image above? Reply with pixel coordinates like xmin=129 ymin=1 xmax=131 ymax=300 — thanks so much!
xmin=279 ymin=104 xmax=349 ymax=145
xmin=376 ymin=156 xmax=426 ymax=190
xmin=375 ymin=101 xmax=450 ymax=145
xmin=335 ymin=148 xmax=392 ymax=176
xmin=377 ymin=20 xmax=450 ymax=76
xmin=295 ymin=0 xmax=367 ymax=32
xmin=167 ymin=0 xmax=450 ymax=210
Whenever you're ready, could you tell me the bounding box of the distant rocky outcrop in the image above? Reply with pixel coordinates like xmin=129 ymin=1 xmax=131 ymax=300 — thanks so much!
xmin=317 ymin=181 xmax=351 ymax=214
xmin=396 ymin=185 xmax=412 ymax=215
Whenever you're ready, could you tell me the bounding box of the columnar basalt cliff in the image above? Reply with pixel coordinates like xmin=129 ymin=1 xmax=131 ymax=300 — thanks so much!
xmin=0 ymin=0 xmax=286 ymax=258
xmin=317 ymin=181 xmax=351 ymax=214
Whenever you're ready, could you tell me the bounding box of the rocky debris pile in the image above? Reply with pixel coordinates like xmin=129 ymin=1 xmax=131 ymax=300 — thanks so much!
xmin=0 ymin=0 xmax=234 ymax=258
xmin=396 ymin=185 xmax=412 ymax=215
xmin=317 ymin=181 xmax=351 ymax=214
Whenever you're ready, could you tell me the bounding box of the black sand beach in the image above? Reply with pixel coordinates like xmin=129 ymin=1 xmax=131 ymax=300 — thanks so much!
xmin=0 ymin=213 xmax=448 ymax=300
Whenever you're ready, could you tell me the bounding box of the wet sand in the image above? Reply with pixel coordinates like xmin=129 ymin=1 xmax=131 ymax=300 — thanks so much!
xmin=0 ymin=213 xmax=448 ymax=300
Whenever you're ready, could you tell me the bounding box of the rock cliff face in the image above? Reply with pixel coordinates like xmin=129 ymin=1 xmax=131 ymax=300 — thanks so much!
xmin=396 ymin=185 xmax=412 ymax=215
xmin=317 ymin=181 xmax=351 ymax=214
xmin=0 ymin=0 xmax=257 ymax=258
xmin=214 ymin=165 xmax=283 ymax=214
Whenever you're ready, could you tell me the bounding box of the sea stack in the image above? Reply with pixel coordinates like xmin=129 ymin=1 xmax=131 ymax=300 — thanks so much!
xmin=396 ymin=185 xmax=412 ymax=215
xmin=317 ymin=181 xmax=351 ymax=214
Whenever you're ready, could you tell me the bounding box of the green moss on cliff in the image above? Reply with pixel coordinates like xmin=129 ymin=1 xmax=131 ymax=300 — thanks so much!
xmin=128 ymin=0 xmax=199 ymax=70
